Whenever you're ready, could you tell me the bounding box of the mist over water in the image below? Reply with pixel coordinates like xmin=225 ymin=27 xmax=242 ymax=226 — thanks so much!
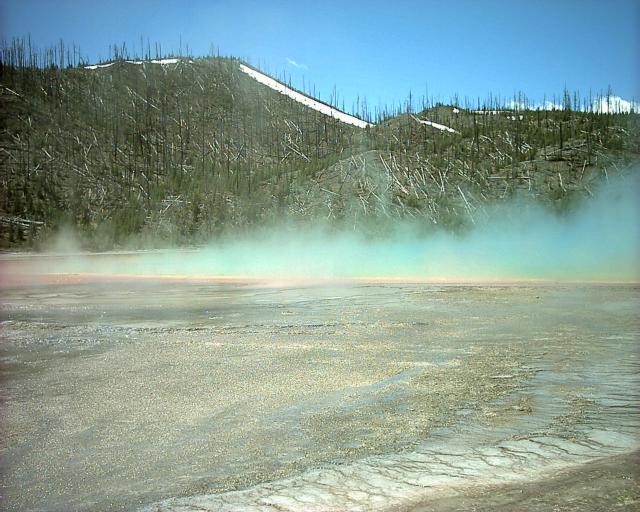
xmin=15 ymin=169 xmax=640 ymax=282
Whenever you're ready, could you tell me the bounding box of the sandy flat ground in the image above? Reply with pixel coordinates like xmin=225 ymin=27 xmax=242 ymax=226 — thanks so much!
xmin=0 ymin=270 xmax=638 ymax=511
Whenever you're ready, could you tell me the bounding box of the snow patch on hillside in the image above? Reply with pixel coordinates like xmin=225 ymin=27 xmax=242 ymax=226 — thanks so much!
xmin=410 ymin=114 xmax=459 ymax=134
xmin=239 ymin=64 xmax=371 ymax=129
xmin=85 ymin=58 xmax=192 ymax=70
xmin=84 ymin=62 xmax=115 ymax=70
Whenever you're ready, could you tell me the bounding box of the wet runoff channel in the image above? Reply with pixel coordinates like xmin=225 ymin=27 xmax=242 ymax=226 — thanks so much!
xmin=1 ymin=280 xmax=638 ymax=511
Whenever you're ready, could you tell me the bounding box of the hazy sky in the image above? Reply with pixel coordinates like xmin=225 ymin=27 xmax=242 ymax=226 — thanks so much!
xmin=1 ymin=0 xmax=638 ymax=113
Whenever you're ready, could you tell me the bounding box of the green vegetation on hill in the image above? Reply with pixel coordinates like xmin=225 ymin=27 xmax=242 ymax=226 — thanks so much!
xmin=1 ymin=43 xmax=638 ymax=249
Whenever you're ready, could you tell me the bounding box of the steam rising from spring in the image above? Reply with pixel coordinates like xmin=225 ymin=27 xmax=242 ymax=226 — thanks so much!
xmin=5 ymin=170 xmax=639 ymax=283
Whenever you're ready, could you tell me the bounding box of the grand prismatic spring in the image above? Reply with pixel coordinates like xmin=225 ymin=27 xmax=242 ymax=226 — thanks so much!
xmin=1 ymin=174 xmax=639 ymax=511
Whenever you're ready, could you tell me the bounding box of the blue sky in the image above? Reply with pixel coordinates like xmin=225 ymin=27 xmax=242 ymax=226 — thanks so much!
xmin=1 ymin=0 xmax=638 ymax=113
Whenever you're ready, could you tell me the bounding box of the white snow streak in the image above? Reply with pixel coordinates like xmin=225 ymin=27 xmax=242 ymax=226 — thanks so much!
xmin=410 ymin=114 xmax=459 ymax=134
xmin=239 ymin=64 xmax=371 ymax=129
xmin=84 ymin=62 xmax=115 ymax=70
xmin=85 ymin=58 xmax=191 ymax=70
xmin=125 ymin=58 xmax=186 ymax=65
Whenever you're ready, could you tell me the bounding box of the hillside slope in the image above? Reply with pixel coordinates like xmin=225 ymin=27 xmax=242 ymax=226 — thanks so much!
xmin=1 ymin=56 xmax=638 ymax=248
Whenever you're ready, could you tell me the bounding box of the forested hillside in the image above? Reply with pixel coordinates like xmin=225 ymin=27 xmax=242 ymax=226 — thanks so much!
xmin=1 ymin=43 xmax=638 ymax=249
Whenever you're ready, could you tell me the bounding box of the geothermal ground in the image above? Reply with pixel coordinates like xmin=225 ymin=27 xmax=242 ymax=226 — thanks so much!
xmin=0 ymin=262 xmax=638 ymax=511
